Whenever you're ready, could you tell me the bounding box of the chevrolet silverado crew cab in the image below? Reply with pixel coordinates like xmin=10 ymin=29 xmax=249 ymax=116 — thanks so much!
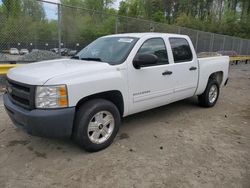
xmin=4 ymin=33 xmax=229 ymax=152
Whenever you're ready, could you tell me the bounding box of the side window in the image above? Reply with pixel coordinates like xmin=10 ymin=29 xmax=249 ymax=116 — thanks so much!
xmin=169 ymin=38 xmax=193 ymax=63
xmin=137 ymin=38 xmax=168 ymax=65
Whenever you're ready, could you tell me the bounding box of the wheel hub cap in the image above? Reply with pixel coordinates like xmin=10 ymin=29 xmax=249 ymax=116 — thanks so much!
xmin=87 ymin=111 xmax=115 ymax=144
xmin=208 ymin=85 xmax=218 ymax=104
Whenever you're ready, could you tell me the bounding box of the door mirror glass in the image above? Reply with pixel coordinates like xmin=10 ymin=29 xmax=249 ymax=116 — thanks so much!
xmin=133 ymin=54 xmax=158 ymax=69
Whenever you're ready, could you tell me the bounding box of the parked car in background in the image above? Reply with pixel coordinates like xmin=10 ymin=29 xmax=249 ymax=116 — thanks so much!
xmin=31 ymin=49 xmax=39 ymax=52
xmin=50 ymin=48 xmax=58 ymax=53
xmin=9 ymin=48 xmax=19 ymax=55
xmin=68 ymin=50 xmax=77 ymax=56
xmin=217 ymin=50 xmax=238 ymax=57
xmin=60 ymin=48 xmax=70 ymax=56
xmin=50 ymin=48 xmax=77 ymax=56
xmin=19 ymin=49 xmax=29 ymax=55
xmin=50 ymin=48 xmax=69 ymax=55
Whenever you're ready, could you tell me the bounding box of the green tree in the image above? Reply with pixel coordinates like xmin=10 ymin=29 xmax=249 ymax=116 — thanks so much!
xmin=118 ymin=1 xmax=129 ymax=16
xmin=2 ymin=0 xmax=22 ymax=18
xmin=21 ymin=0 xmax=45 ymax=21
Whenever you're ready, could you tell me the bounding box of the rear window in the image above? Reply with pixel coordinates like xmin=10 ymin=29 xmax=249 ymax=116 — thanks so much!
xmin=169 ymin=38 xmax=193 ymax=63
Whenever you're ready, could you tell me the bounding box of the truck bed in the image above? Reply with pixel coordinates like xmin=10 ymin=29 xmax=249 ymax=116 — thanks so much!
xmin=195 ymin=56 xmax=230 ymax=95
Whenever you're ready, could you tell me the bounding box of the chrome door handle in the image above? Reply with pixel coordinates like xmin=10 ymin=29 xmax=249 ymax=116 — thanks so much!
xmin=189 ymin=66 xmax=197 ymax=71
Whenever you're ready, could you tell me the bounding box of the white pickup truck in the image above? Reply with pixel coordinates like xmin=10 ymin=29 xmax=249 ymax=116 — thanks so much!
xmin=4 ymin=33 xmax=229 ymax=152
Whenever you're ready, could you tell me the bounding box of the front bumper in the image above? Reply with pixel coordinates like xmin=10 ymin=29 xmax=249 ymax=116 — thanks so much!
xmin=3 ymin=94 xmax=75 ymax=138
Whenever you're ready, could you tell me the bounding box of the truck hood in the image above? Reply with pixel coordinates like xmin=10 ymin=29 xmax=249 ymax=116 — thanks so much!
xmin=7 ymin=59 xmax=112 ymax=85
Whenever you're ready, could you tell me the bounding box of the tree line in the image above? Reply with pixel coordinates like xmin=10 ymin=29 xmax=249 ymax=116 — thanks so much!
xmin=117 ymin=0 xmax=250 ymax=39
xmin=0 ymin=0 xmax=57 ymax=46
xmin=0 ymin=0 xmax=249 ymax=50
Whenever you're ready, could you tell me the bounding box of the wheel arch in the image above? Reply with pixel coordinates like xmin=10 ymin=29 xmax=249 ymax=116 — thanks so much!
xmin=196 ymin=71 xmax=224 ymax=96
xmin=208 ymin=71 xmax=223 ymax=86
xmin=75 ymin=90 xmax=124 ymax=117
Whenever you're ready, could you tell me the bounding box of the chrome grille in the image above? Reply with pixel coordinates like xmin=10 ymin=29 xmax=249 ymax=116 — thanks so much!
xmin=6 ymin=79 xmax=35 ymax=110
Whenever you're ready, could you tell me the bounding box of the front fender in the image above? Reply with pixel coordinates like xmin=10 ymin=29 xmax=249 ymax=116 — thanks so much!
xmin=45 ymin=66 xmax=129 ymax=116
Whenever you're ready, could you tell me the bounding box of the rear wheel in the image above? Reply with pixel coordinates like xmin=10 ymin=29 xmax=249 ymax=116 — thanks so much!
xmin=73 ymin=99 xmax=121 ymax=152
xmin=198 ymin=79 xmax=220 ymax=107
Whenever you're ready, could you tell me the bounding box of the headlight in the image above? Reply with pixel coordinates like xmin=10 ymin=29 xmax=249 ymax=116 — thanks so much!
xmin=35 ymin=85 xmax=68 ymax=109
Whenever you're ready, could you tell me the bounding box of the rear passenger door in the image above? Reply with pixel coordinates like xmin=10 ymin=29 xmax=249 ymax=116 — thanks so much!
xmin=169 ymin=37 xmax=199 ymax=101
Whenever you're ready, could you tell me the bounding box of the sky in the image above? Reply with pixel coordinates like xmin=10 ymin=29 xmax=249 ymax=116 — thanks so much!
xmin=43 ymin=0 xmax=59 ymax=20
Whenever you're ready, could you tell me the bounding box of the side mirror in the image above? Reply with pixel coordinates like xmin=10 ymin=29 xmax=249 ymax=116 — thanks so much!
xmin=133 ymin=54 xmax=158 ymax=69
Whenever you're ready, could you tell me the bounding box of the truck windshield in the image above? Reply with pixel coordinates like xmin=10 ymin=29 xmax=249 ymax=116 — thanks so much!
xmin=74 ymin=37 xmax=138 ymax=65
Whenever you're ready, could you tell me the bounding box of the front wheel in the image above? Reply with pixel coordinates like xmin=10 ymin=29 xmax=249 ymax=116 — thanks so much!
xmin=198 ymin=79 xmax=220 ymax=107
xmin=73 ymin=99 xmax=121 ymax=152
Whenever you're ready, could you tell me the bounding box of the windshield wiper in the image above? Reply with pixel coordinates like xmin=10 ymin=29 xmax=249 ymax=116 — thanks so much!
xmin=81 ymin=57 xmax=103 ymax=62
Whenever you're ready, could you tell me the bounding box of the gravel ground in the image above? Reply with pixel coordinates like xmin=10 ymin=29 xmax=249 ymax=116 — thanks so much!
xmin=0 ymin=53 xmax=8 ymax=61
xmin=0 ymin=54 xmax=22 ymax=63
xmin=0 ymin=50 xmax=60 ymax=63
xmin=0 ymin=64 xmax=249 ymax=188
xmin=21 ymin=50 xmax=60 ymax=62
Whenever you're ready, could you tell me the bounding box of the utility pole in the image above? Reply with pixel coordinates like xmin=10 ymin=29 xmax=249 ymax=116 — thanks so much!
xmin=222 ymin=36 xmax=226 ymax=51
xmin=58 ymin=3 xmax=62 ymax=56
xmin=115 ymin=17 xmax=118 ymax=34
xmin=195 ymin=31 xmax=199 ymax=52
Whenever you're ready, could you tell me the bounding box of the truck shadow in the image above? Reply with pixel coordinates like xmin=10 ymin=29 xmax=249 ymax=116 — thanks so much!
xmin=122 ymin=96 xmax=199 ymax=127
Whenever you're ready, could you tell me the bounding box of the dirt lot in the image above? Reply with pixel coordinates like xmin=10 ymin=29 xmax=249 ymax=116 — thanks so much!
xmin=0 ymin=64 xmax=249 ymax=188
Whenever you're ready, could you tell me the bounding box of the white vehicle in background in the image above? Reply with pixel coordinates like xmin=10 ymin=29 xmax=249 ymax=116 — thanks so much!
xmin=19 ymin=49 xmax=29 ymax=55
xmin=31 ymin=49 xmax=39 ymax=52
xmin=9 ymin=48 xmax=19 ymax=55
xmin=50 ymin=48 xmax=58 ymax=53
xmin=4 ymin=33 xmax=229 ymax=152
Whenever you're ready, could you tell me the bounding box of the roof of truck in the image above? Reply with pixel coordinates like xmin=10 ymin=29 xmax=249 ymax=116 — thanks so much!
xmin=103 ymin=32 xmax=188 ymax=39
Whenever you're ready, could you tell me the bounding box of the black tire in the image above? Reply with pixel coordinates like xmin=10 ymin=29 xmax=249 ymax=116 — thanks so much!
xmin=198 ymin=79 xmax=220 ymax=107
xmin=73 ymin=99 xmax=121 ymax=152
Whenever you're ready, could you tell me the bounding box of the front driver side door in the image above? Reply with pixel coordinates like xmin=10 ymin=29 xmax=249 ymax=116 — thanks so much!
xmin=127 ymin=37 xmax=175 ymax=114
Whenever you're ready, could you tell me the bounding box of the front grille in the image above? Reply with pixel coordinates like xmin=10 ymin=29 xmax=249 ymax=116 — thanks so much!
xmin=6 ymin=78 xmax=35 ymax=110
